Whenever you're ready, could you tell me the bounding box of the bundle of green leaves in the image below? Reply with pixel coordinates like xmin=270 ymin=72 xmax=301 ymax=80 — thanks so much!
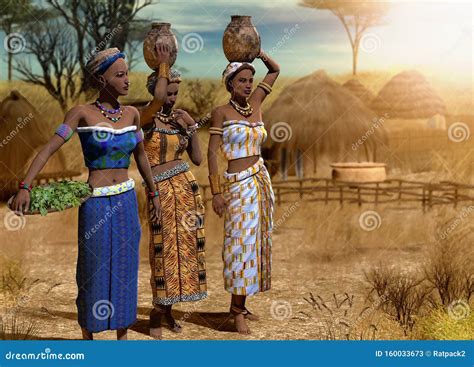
xmin=29 ymin=180 xmax=92 ymax=216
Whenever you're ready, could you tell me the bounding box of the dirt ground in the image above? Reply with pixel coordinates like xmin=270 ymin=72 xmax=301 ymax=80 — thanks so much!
xmin=3 ymin=175 xmax=450 ymax=341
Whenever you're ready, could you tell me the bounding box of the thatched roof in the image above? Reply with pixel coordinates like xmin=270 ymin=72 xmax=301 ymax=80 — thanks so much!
xmin=342 ymin=79 xmax=374 ymax=106
xmin=370 ymin=70 xmax=446 ymax=119
xmin=263 ymin=70 xmax=386 ymax=158
xmin=0 ymin=90 xmax=80 ymax=180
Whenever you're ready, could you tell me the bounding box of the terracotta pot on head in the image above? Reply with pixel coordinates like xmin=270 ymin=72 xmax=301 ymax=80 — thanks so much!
xmin=143 ymin=22 xmax=178 ymax=69
xmin=223 ymin=15 xmax=261 ymax=62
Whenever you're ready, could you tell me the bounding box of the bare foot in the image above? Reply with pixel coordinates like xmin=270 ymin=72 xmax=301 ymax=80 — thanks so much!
xmin=81 ymin=328 xmax=93 ymax=340
xmin=165 ymin=313 xmax=183 ymax=333
xmin=244 ymin=309 xmax=260 ymax=322
xmin=117 ymin=328 xmax=128 ymax=340
xmin=234 ymin=313 xmax=251 ymax=334
xmin=150 ymin=327 xmax=163 ymax=340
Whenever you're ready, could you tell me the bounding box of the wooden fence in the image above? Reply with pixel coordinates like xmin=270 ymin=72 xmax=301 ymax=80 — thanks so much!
xmin=200 ymin=178 xmax=474 ymax=211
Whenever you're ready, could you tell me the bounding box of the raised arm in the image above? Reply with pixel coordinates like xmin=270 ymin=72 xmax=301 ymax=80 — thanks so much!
xmin=139 ymin=43 xmax=171 ymax=127
xmin=249 ymin=50 xmax=280 ymax=106
xmin=11 ymin=106 xmax=82 ymax=214
xmin=207 ymin=107 xmax=226 ymax=217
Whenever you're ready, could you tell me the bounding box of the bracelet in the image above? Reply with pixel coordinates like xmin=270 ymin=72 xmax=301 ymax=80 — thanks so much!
xmin=148 ymin=190 xmax=159 ymax=198
xmin=185 ymin=123 xmax=199 ymax=137
xmin=208 ymin=174 xmax=222 ymax=195
xmin=158 ymin=63 xmax=170 ymax=81
xmin=19 ymin=181 xmax=32 ymax=192
xmin=209 ymin=127 xmax=223 ymax=136
xmin=257 ymin=82 xmax=272 ymax=94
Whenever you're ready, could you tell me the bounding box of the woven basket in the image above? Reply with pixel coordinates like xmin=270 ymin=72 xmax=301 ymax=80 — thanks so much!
xmin=331 ymin=162 xmax=387 ymax=183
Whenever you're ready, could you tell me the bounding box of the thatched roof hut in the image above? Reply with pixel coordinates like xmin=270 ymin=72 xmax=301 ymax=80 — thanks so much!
xmin=0 ymin=90 xmax=81 ymax=201
xmin=263 ymin=70 xmax=386 ymax=179
xmin=342 ymin=79 xmax=374 ymax=107
xmin=370 ymin=70 xmax=446 ymax=119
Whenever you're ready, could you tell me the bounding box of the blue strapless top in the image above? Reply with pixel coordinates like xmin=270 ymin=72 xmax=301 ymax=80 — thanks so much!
xmin=77 ymin=126 xmax=140 ymax=169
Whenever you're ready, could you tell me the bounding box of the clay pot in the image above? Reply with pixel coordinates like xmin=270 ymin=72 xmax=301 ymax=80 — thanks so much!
xmin=143 ymin=22 xmax=178 ymax=69
xmin=222 ymin=15 xmax=260 ymax=62
xmin=330 ymin=162 xmax=387 ymax=183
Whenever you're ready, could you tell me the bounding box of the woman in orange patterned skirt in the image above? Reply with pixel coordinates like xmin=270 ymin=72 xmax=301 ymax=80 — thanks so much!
xmin=139 ymin=47 xmax=207 ymax=339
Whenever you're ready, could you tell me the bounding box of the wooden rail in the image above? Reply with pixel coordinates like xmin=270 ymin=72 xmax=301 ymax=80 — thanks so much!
xmin=200 ymin=178 xmax=474 ymax=211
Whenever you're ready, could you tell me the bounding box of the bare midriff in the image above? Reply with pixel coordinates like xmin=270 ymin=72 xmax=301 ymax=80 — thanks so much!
xmin=227 ymin=155 xmax=260 ymax=174
xmin=87 ymin=169 xmax=130 ymax=188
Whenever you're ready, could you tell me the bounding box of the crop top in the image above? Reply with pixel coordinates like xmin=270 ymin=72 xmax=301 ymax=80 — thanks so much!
xmin=55 ymin=124 xmax=144 ymax=169
xmin=220 ymin=120 xmax=267 ymax=160
xmin=142 ymin=126 xmax=188 ymax=167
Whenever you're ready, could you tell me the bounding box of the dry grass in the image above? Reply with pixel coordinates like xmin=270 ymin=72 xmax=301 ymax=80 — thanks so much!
xmin=0 ymin=69 xmax=472 ymax=340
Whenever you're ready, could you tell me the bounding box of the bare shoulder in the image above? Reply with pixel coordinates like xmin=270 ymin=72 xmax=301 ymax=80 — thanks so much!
xmin=211 ymin=106 xmax=226 ymax=127
xmin=124 ymin=105 xmax=140 ymax=127
xmin=63 ymin=105 xmax=86 ymax=125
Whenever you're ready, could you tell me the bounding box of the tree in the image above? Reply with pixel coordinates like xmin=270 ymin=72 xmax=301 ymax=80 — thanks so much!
xmin=300 ymin=0 xmax=389 ymax=75
xmin=46 ymin=0 xmax=153 ymax=93
xmin=16 ymin=19 xmax=80 ymax=112
xmin=0 ymin=0 xmax=40 ymax=81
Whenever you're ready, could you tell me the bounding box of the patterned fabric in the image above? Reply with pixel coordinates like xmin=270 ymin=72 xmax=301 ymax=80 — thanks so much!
xmin=55 ymin=123 xmax=74 ymax=142
xmin=143 ymin=127 xmax=188 ymax=166
xmin=92 ymin=178 xmax=135 ymax=197
xmin=146 ymin=168 xmax=207 ymax=306
xmin=76 ymin=186 xmax=141 ymax=332
xmin=77 ymin=126 xmax=139 ymax=169
xmin=222 ymin=157 xmax=274 ymax=296
xmin=221 ymin=120 xmax=267 ymax=160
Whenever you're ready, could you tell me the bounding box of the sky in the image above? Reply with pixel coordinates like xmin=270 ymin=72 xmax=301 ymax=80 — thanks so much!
xmin=0 ymin=0 xmax=472 ymax=83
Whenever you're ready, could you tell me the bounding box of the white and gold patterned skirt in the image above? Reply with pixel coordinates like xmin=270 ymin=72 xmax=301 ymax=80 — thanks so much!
xmin=222 ymin=157 xmax=274 ymax=296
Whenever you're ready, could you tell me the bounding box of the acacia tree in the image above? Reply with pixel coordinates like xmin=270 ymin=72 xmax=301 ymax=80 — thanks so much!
xmin=300 ymin=0 xmax=389 ymax=75
xmin=0 ymin=0 xmax=41 ymax=81
xmin=16 ymin=20 xmax=79 ymax=112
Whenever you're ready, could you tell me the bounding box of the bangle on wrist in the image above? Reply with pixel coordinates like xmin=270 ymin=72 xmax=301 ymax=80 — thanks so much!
xmin=158 ymin=63 xmax=170 ymax=81
xmin=208 ymin=174 xmax=222 ymax=195
xmin=148 ymin=190 xmax=159 ymax=198
xmin=19 ymin=181 xmax=32 ymax=192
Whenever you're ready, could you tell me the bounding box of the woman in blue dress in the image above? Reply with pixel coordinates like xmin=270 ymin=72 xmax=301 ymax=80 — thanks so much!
xmin=12 ymin=47 xmax=169 ymax=340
